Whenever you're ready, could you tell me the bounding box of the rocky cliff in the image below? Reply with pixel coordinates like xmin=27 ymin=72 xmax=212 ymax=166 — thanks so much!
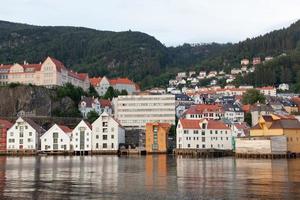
xmin=0 ymin=85 xmax=77 ymax=117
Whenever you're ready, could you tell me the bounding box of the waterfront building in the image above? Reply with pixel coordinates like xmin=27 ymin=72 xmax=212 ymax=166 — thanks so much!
xmin=113 ymin=94 xmax=176 ymax=129
xmin=90 ymin=76 xmax=140 ymax=96
xmin=40 ymin=124 xmax=72 ymax=152
xmin=176 ymin=119 xmax=232 ymax=150
xmin=278 ymin=83 xmax=289 ymax=91
xmin=71 ymin=120 xmax=92 ymax=154
xmin=7 ymin=117 xmax=45 ymax=152
xmin=0 ymin=119 xmax=13 ymax=152
xmin=231 ymin=122 xmax=250 ymax=137
xmin=184 ymin=104 xmax=224 ymax=120
xmin=145 ymin=122 xmax=171 ymax=153
xmin=250 ymin=104 xmax=274 ymax=126
xmin=250 ymin=114 xmax=300 ymax=153
xmin=4 ymin=57 xmax=90 ymax=91
xmin=92 ymin=112 xmax=125 ymax=152
xmin=78 ymin=97 xmax=112 ymax=118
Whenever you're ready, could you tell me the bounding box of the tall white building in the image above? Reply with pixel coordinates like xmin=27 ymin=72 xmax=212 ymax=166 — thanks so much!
xmin=40 ymin=124 xmax=72 ymax=151
xmin=113 ymin=94 xmax=176 ymax=129
xmin=7 ymin=117 xmax=45 ymax=152
xmin=71 ymin=120 xmax=92 ymax=153
xmin=92 ymin=112 xmax=125 ymax=152
xmin=176 ymin=119 xmax=233 ymax=150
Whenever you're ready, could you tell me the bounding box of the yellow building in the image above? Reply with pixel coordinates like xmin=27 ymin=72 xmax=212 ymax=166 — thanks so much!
xmin=145 ymin=123 xmax=171 ymax=153
xmin=251 ymin=114 xmax=300 ymax=153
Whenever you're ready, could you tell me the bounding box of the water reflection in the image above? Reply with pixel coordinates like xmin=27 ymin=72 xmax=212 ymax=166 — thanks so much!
xmin=0 ymin=156 xmax=300 ymax=199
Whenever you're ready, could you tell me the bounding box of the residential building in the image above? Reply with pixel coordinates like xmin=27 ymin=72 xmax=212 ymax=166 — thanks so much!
xmin=184 ymin=104 xmax=224 ymax=120
xmin=90 ymin=76 xmax=140 ymax=96
xmin=230 ymin=68 xmax=242 ymax=75
xmin=145 ymin=122 xmax=171 ymax=153
xmin=189 ymin=71 xmax=196 ymax=77
xmin=207 ymin=71 xmax=217 ymax=78
xmin=198 ymin=71 xmax=207 ymax=79
xmin=257 ymin=86 xmax=276 ymax=96
xmin=223 ymin=104 xmax=244 ymax=122
xmin=0 ymin=64 xmax=11 ymax=85
xmin=278 ymin=83 xmax=289 ymax=91
xmin=176 ymin=72 xmax=187 ymax=79
xmin=231 ymin=122 xmax=250 ymax=137
xmin=113 ymin=94 xmax=175 ymax=129
xmin=176 ymin=119 xmax=232 ymax=150
xmin=250 ymin=104 xmax=274 ymax=126
xmin=250 ymin=114 xmax=300 ymax=153
xmin=79 ymin=97 xmax=112 ymax=118
xmin=253 ymin=57 xmax=261 ymax=65
xmin=40 ymin=124 xmax=72 ymax=152
xmin=175 ymin=94 xmax=194 ymax=106
xmin=92 ymin=112 xmax=125 ymax=152
xmin=7 ymin=117 xmax=45 ymax=152
xmin=0 ymin=119 xmax=12 ymax=152
xmin=241 ymin=59 xmax=250 ymax=66
xmin=71 ymin=120 xmax=92 ymax=154
xmin=5 ymin=57 xmax=90 ymax=91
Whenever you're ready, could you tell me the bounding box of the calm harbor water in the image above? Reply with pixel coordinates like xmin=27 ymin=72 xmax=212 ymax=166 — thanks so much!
xmin=0 ymin=155 xmax=300 ymax=200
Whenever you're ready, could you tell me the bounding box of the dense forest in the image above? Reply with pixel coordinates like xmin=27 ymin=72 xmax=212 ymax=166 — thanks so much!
xmin=1 ymin=20 xmax=300 ymax=88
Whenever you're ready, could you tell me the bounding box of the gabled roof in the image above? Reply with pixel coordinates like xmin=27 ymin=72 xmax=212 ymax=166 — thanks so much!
xmin=109 ymin=78 xmax=134 ymax=85
xmin=22 ymin=117 xmax=45 ymax=133
xmin=58 ymin=125 xmax=72 ymax=133
xmin=251 ymin=115 xmax=300 ymax=130
xmin=48 ymin=56 xmax=66 ymax=72
xmin=89 ymin=77 xmax=102 ymax=87
xmin=100 ymin=99 xmax=111 ymax=107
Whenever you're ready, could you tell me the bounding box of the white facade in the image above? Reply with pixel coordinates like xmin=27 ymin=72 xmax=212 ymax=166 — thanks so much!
xmin=40 ymin=124 xmax=71 ymax=151
xmin=71 ymin=120 xmax=92 ymax=152
xmin=92 ymin=112 xmax=125 ymax=151
xmin=176 ymin=119 xmax=233 ymax=150
xmin=278 ymin=83 xmax=289 ymax=91
xmin=113 ymin=94 xmax=176 ymax=129
xmin=7 ymin=117 xmax=43 ymax=151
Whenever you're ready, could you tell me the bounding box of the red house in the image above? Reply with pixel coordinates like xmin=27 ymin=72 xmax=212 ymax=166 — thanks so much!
xmin=0 ymin=119 xmax=13 ymax=152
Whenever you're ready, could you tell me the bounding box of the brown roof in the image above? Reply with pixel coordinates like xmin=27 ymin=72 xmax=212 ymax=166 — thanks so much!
xmin=185 ymin=104 xmax=224 ymax=115
xmin=58 ymin=125 xmax=72 ymax=133
xmin=48 ymin=57 xmax=66 ymax=72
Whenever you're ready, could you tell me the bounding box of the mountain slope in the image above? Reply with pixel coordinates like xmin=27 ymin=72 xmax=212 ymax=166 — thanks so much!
xmin=1 ymin=20 xmax=300 ymax=88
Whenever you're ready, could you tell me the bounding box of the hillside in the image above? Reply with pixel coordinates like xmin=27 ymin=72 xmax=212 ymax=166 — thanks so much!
xmin=1 ymin=20 xmax=300 ymax=88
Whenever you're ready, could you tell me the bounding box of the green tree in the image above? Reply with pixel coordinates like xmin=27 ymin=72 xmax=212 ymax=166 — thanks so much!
xmin=88 ymin=85 xmax=99 ymax=97
xmin=244 ymin=112 xmax=252 ymax=126
xmin=242 ymin=89 xmax=266 ymax=105
xmin=103 ymin=86 xmax=119 ymax=100
xmin=87 ymin=110 xmax=99 ymax=123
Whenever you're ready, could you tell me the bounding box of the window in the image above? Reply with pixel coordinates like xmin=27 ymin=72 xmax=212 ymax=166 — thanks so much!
xmin=201 ymin=131 xmax=205 ymax=136
xmin=111 ymin=135 xmax=114 ymax=139
xmin=29 ymin=132 xmax=32 ymax=136
xmin=194 ymin=130 xmax=199 ymax=134
xmin=215 ymin=130 xmax=218 ymax=134
xmin=19 ymin=139 xmax=23 ymax=144
xmin=202 ymin=137 xmax=205 ymax=142
xmin=44 ymin=139 xmax=46 ymax=142
xmin=96 ymin=135 xmax=99 ymax=139
xmin=111 ymin=143 xmax=114 ymax=149
xmin=184 ymin=130 xmax=188 ymax=134
xmin=202 ymin=144 xmax=205 ymax=148
xmin=111 ymin=127 xmax=114 ymax=132
xmin=196 ymin=144 xmax=199 ymax=148
xmin=103 ymin=135 xmax=107 ymax=140
xmin=187 ymin=144 xmax=191 ymax=148
xmin=96 ymin=143 xmax=99 ymax=149
xmin=28 ymin=138 xmax=31 ymax=142
xmin=103 ymin=143 xmax=107 ymax=148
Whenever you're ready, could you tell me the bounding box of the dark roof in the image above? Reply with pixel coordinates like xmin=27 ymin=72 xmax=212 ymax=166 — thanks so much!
xmin=23 ymin=118 xmax=45 ymax=134
xmin=270 ymin=119 xmax=300 ymax=129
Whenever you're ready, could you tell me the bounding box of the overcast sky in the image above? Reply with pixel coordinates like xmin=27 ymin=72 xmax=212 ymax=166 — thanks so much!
xmin=1 ymin=0 xmax=300 ymax=46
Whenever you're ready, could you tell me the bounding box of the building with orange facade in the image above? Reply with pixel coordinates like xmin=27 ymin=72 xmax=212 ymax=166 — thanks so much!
xmin=145 ymin=122 xmax=171 ymax=153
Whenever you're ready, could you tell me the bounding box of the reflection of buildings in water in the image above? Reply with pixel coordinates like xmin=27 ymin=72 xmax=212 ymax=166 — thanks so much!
xmin=145 ymin=155 xmax=167 ymax=192
xmin=176 ymin=157 xmax=236 ymax=198
xmin=0 ymin=157 xmax=6 ymax=199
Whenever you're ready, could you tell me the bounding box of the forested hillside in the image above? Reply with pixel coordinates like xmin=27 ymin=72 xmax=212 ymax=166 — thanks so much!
xmin=1 ymin=20 xmax=300 ymax=88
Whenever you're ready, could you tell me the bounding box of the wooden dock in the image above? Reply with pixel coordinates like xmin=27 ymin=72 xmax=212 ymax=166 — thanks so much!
xmin=173 ymin=149 xmax=233 ymax=158
xmin=235 ymin=152 xmax=300 ymax=159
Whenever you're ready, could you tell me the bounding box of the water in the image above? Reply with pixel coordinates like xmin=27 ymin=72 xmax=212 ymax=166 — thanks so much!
xmin=0 ymin=155 xmax=300 ymax=200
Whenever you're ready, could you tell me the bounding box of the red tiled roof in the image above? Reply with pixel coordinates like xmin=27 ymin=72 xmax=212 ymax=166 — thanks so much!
xmin=99 ymin=99 xmax=111 ymax=107
xmin=179 ymin=119 xmax=230 ymax=130
xmin=0 ymin=119 xmax=13 ymax=129
xmin=68 ymin=70 xmax=87 ymax=81
xmin=59 ymin=125 xmax=72 ymax=133
xmin=257 ymin=86 xmax=275 ymax=90
xmin=89 ymin=77 xmax=102 ymax=87
xmin=109 ymin=78 xmax=134 ymax=85
xmin=22 ymin=64 xmax=42 ymax=73
xmin=48 ymin=57 xmax=66 ymax=72
xmin=185 ymin=104 xmax=224 ymax=115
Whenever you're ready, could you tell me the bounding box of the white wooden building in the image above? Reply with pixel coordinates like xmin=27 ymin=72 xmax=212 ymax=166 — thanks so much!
xmin=71 ymin=120 xmax=92 ymax=154
xmin=7 ymin=117 xmax=45 ymax=152
xmin=40 ymin=124 xmax=72 ymax=152
xmin=92 ymin=112 xmax=125 ymax=152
